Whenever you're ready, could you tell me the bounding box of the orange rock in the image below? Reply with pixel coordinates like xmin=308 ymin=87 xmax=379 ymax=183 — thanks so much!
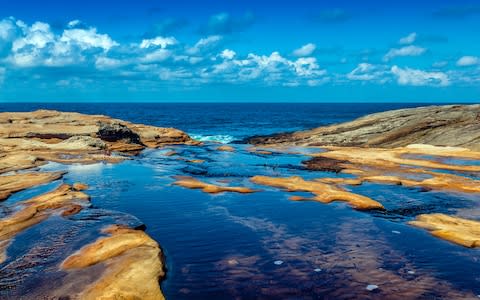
xmin=217 ymin=145 xmax=235 ymax=152
xmin=73 ymin=182 xmax=89 ymax=191
xmin=0 ymin=172 xmax=64 ymax=201
xmin=174 ymin=176 xmax=254 ymax=194
xmin=62 ymin=225 xmax=165 ymax=300
xmin=409 ymin=214 xmax=480 ymax=248
xmin=251 ymin=176 xmax=384 ymax=210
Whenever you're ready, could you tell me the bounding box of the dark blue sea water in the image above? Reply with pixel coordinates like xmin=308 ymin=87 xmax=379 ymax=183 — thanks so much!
xmin=0 ymin=103 xmax=430 ymax=143
xmin=1 ymin=103 xmax=480 ymax=299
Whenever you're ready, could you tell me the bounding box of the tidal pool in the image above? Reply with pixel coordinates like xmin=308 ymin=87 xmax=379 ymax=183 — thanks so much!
xmin=2 ymin=143 xmax=480 ymax=299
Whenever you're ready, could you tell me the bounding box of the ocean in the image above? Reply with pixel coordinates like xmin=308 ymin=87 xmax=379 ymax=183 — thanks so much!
xmin=0 ymin=102 xmax=429 ymax=143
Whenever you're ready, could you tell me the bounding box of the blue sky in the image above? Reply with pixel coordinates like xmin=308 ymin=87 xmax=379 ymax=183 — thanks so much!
xmin=0 ymin=0 xmax=479 ymax=102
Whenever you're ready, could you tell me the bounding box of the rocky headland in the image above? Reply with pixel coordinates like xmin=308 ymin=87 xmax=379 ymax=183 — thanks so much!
xmin=247 ymin=104 xmax=480 ymax=151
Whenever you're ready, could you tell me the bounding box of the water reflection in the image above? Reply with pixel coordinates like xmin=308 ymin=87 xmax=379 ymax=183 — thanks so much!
xmin=1 ymin=143 xmax=480 ymax=299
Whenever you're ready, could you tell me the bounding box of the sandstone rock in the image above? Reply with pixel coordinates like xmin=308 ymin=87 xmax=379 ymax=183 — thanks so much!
xmin=174 ymin=176 xmax=255 ymax=194
xmin=409 ymin=214 xmax=480 ymax=248
xmin=0 ymin=184 xmax=89 ymax=248
xmin=217 ymin=145 xmax=235 ymax=152
xmin=247 ymin=105 xmax=480 ymax=151
xmin=306 ymin=145 xmax=480 ymax=194
xmin=62 ymin=225 xmax=165 ymax=300
xmin=250 ymin=175 xmax=384 ymax=210
xmin=0 ymin=172 xmax=64 ymax=201
xmin=0 ymin=110 xmax=195 ymax=156
xmin=73 ymin=183 xmax=89 ymax=191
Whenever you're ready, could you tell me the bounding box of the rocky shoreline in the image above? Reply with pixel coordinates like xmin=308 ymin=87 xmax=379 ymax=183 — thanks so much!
xmin=1 ymin=106 xmax=480 ymax=298
xmin=0 ymin=110 xmax=196 ymax=299
xmin=247 ymin=104 xmax=480 ymax=151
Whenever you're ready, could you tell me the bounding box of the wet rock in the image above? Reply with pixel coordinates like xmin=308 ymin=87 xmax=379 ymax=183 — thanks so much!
xmin=302 ymin=157 xmax=349 ymax=173
xmin=0 ymin=184 xmax=90 ymax=262
xmin=251 ymin=175 xmax=384 ymax=210
xmin=409 ymin=213 xmax=480 ymax=248
xmin=217 ymin=145 xmax=235 ymax=152
xmin=72 ymin=183 xmax=89 ymax=191
xmin=61 ymin=204 xmax=84 ymax=217
xmin=309 ymin=145 xmax=480 ymax=194
xmin=247 ymin=104 xmax=480 ymax=151
xmin=96 ymin=122 xmax=142 ymax=144
xmin=173 ymin=176 xmax=255 ymax=194
xmin=0 ymin=172 xmax=64 ymax=201
xmin=61 ymin=225 xmax=165 ymax=299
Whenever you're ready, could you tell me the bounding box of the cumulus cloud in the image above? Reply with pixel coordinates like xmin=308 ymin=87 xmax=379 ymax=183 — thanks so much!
xmin=347 ymin=63 xmax=389 ymax=83
xmin=1 ymin=16 xmax=477 ymax=90
xmin=293 ymin=43 xmax=316 ymax=57
xmin=140 ymin=36 xmax=177 ymax=49
xmin=399 ymin=32 xmax=417 ymax=45
xmin=4 ymin=18 xmax=118 ymax=67
xmin=187 ymin=35 xmax=222 ymax=55
xmin=220 ymin=49 xmax=236 ymax=60
xmin=383 ymin=45 xmax=426 ymax=61
xmin=456 ymin=56 xmax=479 ymax=67
xmin=391 ymin=65 xmax=450 ymax=86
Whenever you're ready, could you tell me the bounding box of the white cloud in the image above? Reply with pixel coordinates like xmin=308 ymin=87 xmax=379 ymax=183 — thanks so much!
xmin=292 ymin=43 xmax=316 ymax=57
xmin=5 ymin=18 xmax=118 ymax=68
xmin=187 ymin=35 xmax=222 ymax=55
xmin=67 ymin=20 xmax=81 ymax=28
xmin=384 ymin=45 xmax=426 ymax=61
xmin=456 ymin=56 xmax=479 ymax=67
xmin=293 ymin=57 xmax=326 ymax=76
xmin=140 ymin=36 xmax=177 ymax=49
xmin=399 ymin=32 xmax=417 ymax=45
xmin=347 ymin=63 xmax=389 ymax=83
xmin=0 ymin=18 xmax=16 ymax=41
xmin=391 ymin=65 xmax=450 ymax=87
xmin=141 ymin=49 xmax=172 ymax=63
xmin=61 ymin=28 xmax=118 ymax=51
xmin=220 ymin=49 xmax=236 ymax=60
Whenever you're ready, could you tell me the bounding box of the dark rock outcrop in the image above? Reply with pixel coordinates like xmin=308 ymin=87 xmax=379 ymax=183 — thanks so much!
xmin=96 ymin=122 xmax=142 ymax=144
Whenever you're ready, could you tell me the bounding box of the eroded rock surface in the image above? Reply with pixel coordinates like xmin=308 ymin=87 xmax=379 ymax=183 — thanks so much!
xmin=250 ymin=175 xmax=384 ymax=210
xmin=174 ymin=176 xmax=255 ymax=194
xmin=248 ymin=104 xmax=480 ymax=151
xmin=61 ymin=225 xmax=165 ymax=300
xmin=410 ymin=214 xmax=480 ymax=248
xmin=0 ymin=110 xmax=195 ymax=157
